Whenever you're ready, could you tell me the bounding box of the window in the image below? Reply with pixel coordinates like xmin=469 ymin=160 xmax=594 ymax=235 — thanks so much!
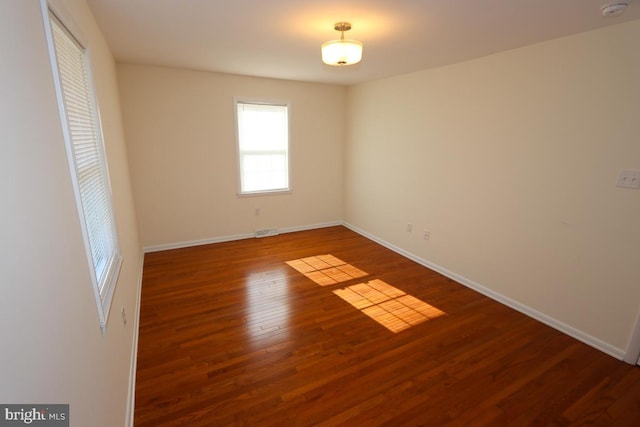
xmin=235 ymin=99 xmax=290 ymax=194
xmin=45 ymin=7 xmax=122 ymax=334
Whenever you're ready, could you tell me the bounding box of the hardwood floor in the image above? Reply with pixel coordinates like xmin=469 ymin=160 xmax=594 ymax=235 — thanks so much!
xmin=134 ymin=226 xmax=640 ymax=426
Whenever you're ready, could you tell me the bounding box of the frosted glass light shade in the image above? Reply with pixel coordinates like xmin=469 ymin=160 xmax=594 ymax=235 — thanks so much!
xmin=321 ymin=39 xmax=363 ymax=66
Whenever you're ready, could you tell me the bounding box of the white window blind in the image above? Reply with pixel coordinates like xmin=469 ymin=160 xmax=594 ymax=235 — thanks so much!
xmin=236 ymin=101 xmax=290 ymax=194
xmin=47 ymin=9 xmax=122 ymax=334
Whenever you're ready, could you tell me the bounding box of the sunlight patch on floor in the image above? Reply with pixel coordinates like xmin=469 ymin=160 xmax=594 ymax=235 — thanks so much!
xmin=286 ymin=255 xmax=444 ymax=333
xmin=286 ymin=255 xmax=368 ymax=286
xmin=333 ymin=279 xmax=445 ymax=333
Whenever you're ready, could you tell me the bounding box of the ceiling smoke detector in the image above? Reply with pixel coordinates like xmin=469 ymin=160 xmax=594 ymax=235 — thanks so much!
xmin=601 ymin=2 xmax=629 ymax=17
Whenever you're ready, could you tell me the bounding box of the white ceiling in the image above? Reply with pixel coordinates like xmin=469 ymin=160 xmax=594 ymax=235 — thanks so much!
xmin=85 ymin=0 xmax=640 ymax=86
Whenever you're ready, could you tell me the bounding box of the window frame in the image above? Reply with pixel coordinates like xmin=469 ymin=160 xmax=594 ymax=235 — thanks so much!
xmin=42 ymin=1 xmax=122 ymax=335
xmin=233 ymin=97 xmax=292 ymax=196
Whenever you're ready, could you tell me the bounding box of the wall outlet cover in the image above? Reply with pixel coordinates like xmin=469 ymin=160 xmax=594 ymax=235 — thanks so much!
xmin=616 ymin=169 xmax=640 ymax=189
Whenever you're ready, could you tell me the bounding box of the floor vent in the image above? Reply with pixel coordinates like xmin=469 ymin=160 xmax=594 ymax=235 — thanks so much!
xmin=255 ymin=228 xmax=279 ymax=238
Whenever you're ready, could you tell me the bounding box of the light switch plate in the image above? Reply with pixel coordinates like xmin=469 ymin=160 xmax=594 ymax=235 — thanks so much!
xmin=616 ymin=170 xmax=640 ymax=189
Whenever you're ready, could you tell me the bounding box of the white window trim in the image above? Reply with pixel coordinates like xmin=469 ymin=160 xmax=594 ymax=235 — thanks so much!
xmin=41 ymin=0 xmax=122 ymax=335
xmin=233 ymin=97 xmax=292 ymax=197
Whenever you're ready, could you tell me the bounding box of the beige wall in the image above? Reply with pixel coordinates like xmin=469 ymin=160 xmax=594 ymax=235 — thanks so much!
xmin=0 ymin=1 xmax=142 ymax=425
xmin=117 ymin=64 xmax=346 ymax=249
xmin=4 ymin=2 xmax=635 ymax=424
xmin=345 ymin=20 xmax=640 ymax=354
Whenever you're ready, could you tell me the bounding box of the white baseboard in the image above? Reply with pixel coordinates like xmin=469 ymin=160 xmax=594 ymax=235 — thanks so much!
xmin=279 ymin=221 xmax=343 ymax=234
xmin=143 ymin=221 xmax=343 ymax=253
xmin=144 ymin=232 xmax=254 ymax=253
xmin=125 ymin=251 xmax=145 ymax=427
xmin=342 ymin=222 xmax=626 ymax=361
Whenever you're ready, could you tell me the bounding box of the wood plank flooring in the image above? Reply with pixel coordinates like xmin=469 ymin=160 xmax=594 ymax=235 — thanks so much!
xmin=134 ymin=226 xmax=640 ymax=426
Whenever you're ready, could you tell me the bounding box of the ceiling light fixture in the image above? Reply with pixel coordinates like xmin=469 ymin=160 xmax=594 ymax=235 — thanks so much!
xmin=321 ymin=22 xmax=363 ymax=66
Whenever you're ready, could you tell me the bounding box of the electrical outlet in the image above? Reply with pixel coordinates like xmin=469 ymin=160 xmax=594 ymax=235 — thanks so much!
xmin=423 ymin=231 xmax=431 ymax=241
xmin=121 ymin=306 xmax=127 ymax=326
xmin=616 ymin=170 xmax=640 ymax=189
xmin=406 ymin=223 xmax=413 ymax=232
xmin=255 ymin=208 xmax=261 ymax=216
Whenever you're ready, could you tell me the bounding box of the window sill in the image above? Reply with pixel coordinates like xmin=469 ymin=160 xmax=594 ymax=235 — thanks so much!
xmin=237 ymin=189 xmax=292 ymax=198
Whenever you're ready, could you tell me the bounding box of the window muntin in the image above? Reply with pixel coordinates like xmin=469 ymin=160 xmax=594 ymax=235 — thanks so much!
xmin=235 ymin=100 xmax=290 ymax=194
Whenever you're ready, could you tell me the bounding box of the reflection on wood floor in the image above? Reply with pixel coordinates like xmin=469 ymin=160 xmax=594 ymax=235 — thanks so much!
xmin=134 ymin=226 xmax=640 ymax=426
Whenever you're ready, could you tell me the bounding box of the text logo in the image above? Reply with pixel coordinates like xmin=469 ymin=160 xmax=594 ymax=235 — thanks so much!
xmin=0 ymin=405 xmax=68 ymax=426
